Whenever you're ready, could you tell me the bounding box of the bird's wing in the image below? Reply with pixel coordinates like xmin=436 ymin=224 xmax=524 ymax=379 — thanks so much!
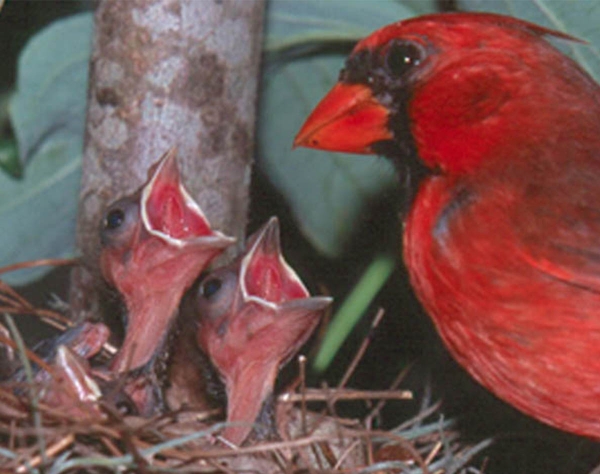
xmin=511 ymin=152 xmax=600 ymax=293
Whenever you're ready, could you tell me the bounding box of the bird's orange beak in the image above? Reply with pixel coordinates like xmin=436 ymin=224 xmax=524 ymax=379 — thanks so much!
xmin=294 ymin=82 xmax=392 ymax=154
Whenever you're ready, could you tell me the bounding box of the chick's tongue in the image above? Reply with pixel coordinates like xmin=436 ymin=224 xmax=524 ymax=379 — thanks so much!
xmin=145 ymin=183 xmax=211 ymax=239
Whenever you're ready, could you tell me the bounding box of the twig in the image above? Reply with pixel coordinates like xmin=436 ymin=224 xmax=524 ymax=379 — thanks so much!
xmin=182 ymin=431 xmax=355 ymax=458
xmin=298 ymin=354 xmax=308 ymax=436
xmin=333 ymin=438 xmax=361 ymax=470
xmin=366 ymin=362 xmax=413 ymax=424
xmin=51 ymin=423 xmax=227 ymax=472
xmin=0 ymin=333 xmax=56 ymax=375
xmin=338 ymin=308 xmax=386 ymax=389
xmin=0 ymin=280 xmax=33 ymax=308
xmin=280 ymin=388 xmax=412 ymax=404
xmin=443 ymin=438 xmax=493 ymax=474
xmin=100 ymin=435 xmax=122 ymax=457
xmin=395 ymin=401 xmax=444 ymax=434
xmin=423 ymin=440 xmax=442 ymax=466
xmin=4 ymin=314 xmax=47 ymax=466
xmin=0 ymin=258 xmax=76 ymax=277
xmin=15 ymin=433 xmax=75 ymax=473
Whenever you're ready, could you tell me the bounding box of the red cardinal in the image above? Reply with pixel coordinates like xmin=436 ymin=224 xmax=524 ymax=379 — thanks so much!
xmin=99 ymin=148 xmax=234 ymax=412
xmin=195 ymin=217 xmax=332 ymax=445
xmin=295 ymin=13 xmax=600 ymax=439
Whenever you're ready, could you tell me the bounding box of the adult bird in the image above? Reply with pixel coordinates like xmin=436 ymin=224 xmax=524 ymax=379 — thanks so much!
xmin=195 ymin=217 xmax=332 ymax=445
xmin=294 ymin=12 xmax=600 ymax=439
xmin=99 ymin=148 xmax=234 ymax=414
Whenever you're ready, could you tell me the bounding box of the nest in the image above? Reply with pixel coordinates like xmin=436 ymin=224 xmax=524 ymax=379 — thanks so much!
xmin=0 ymin=263 xmax=491 ymax=474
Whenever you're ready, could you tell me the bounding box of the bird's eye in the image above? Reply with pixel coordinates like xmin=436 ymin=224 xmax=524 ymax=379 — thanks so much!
xmin=105 ymin=208 xmax=125 ymax=230
xmin=201 ymin=278 xmax=222 ymax=299
xmin=384 ymin=40 xmax=423 ymax=78
xmin=99 ymin=196 xmax=140 ymax=247
xmin=197 ymin=269 xmax=238 ymax=322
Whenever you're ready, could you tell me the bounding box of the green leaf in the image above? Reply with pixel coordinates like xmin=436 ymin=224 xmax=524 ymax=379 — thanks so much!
xmin=458 ymin=0 xmax=600 ymax=80
xmin=260 ymin=0 xmax=431 ymax=257
xmin=0 ymin=140 xmax=21 ymax=178
xmin=3 ymin=13 xmax=93 ymax=285
xmin=10 ymin=13 xmax=93 ymax=166
xmin=0 ymin=145 xmax=81 ymax=285
xmin=265 ymin=0 xmax=430 ymax=52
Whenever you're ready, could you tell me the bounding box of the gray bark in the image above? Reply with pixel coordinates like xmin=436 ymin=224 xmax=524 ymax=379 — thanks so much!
xmin=70 ymin=0 xmax=264 ymax=319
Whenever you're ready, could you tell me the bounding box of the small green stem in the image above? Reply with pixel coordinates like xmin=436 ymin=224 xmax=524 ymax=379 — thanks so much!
xmin=313 ymin=254 xmax=395 ymax=372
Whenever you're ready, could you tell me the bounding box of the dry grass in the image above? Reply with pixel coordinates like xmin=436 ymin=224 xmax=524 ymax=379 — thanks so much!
xmin=0 ymin=261 xmax=491 ymax=474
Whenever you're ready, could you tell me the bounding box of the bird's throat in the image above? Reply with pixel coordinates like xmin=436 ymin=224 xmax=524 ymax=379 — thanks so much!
xmin=110 ymin=290 xmax=182 ymax=373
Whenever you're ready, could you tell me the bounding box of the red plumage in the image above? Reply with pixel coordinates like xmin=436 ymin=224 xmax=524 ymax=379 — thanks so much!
xmin=295 ymin=12 xmax=600 ymax=439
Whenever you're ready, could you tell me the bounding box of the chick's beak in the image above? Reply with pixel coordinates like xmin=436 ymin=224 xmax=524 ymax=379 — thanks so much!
xmin=241 ymin=217 xmax=310 ymax=305
xmin=141 ymin=148 xmax=233 ymax=247
xmin=294 ymin=82 xmax=392 ymax=154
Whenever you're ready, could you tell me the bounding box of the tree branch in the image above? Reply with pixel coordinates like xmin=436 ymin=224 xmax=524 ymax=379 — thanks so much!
xmin=70 ymin=0 xmax=264 ymax=319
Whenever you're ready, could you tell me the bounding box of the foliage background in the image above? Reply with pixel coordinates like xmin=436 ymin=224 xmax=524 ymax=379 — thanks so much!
xmin=1 ymin=1 xmax=599 ymax=473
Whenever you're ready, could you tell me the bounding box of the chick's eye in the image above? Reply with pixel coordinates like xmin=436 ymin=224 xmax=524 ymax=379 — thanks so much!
xmin=201 ymin=278 xmax=222 ymax=299
xmin=385 ymin=40 xmax=423 ymax=78
xmin=99 ymin=196 xmax=140 ymax=248
xmin=196 ymin=269 xmax=238 ymax=322
xmin=105 ymin=208 xmax=125 ymax=230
